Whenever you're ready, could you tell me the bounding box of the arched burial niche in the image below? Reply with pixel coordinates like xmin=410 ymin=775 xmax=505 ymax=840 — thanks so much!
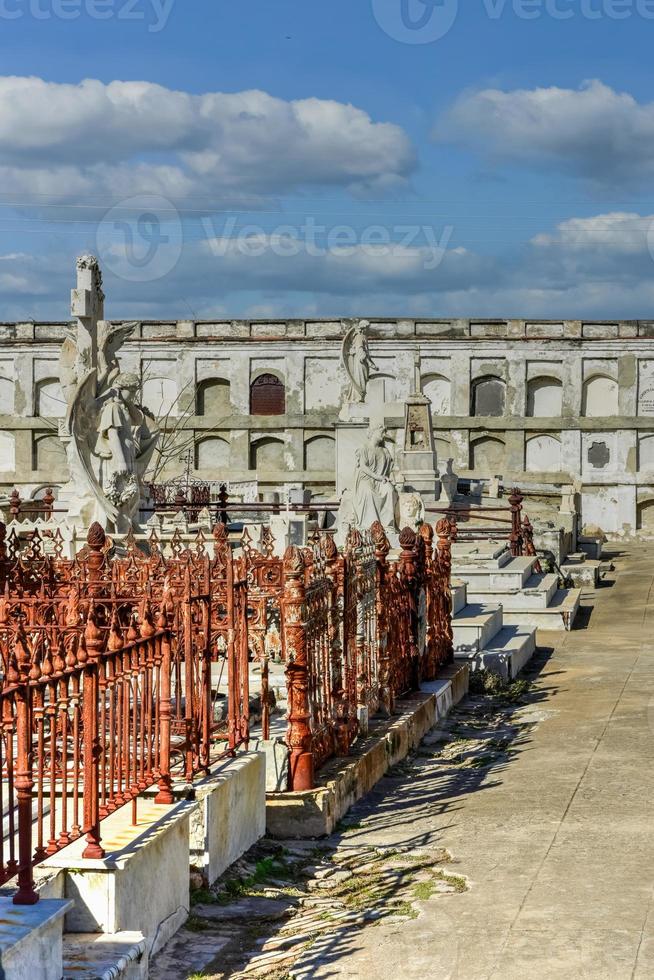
xmin=525 ymin=434 xmax=562 ymax=473
xmin=527 ymin=377 xmax=563 ymax=418
xmin=0 ymin=375 xmax=14 ymax=413
xmin=0 ymin=431 xmax=15 ymax=472
xmin=469 ymin=435 xmax=505 ymax=474
xmin=637 ymin=499 xmax=654 ymax=532
xmin=142 ymin=373 xmax=178 ymax=417
xmin=434 ymin=436 xmax=451 ymax=463
xmin=582 ymin=375 xmax=618 ymax=418
xmin=196 ymin=378 xmax=231 ymax=416
xmin=250 ymin=436 xmax=285 ymax=471
xmin=304 ymin=435 xmax=335 ymax=471
xmin=250 ymin=373 xmax=285 ymax=416
xmin=195 ymin=436 xmax=230 ymax=471
xmin=35 ymin=378 xmax=66 ymax=418
xmin=471 ymin=376 xmax=506 ymax=417
xmin=639 ymin=434 xmax=654 ymax=472
xmin=422 ymin=374 xmax=451 ymax=416
xmin=366 ymin=373 xmax=397 ymax=405
xmin=32 ymin=433 xmax=66 ymax=472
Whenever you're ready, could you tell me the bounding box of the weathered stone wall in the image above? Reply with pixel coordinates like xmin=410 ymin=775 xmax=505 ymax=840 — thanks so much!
xmin=3 ymin=316 xmax=654 ymax=533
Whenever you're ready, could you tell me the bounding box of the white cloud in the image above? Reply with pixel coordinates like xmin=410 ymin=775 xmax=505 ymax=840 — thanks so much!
xmin=531 ymin=212 xmax=652 ymax=250
xmin=4 ymin=210 xmax=654 ymax=322
xmin=437 ymin=80 xmax=654 ymax=186
xmin=0 ymin=76 xmax=414 ymax=206
xmin=526 ymin=212 xmax=654 ymax=289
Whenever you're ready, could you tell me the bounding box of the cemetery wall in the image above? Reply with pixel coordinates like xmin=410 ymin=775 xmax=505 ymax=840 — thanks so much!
xmin=2 ymin=316 xmax=654 ymax=534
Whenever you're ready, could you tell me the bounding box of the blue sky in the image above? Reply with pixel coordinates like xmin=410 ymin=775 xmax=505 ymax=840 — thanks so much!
xmin=1 ymin=0 xmax=654 ymax=319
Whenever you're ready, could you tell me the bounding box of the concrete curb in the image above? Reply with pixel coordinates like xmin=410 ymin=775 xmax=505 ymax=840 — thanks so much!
xmin=266 ymin=663 xmax=469 ymax=838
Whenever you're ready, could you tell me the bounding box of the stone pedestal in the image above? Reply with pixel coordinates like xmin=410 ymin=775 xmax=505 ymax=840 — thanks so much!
xmin=401 ymin=451 xmax=441 ymax=501
xmin=0 ymin=897 xmax=72 ymax=980
xmin=188 ymin=753 xmax=266 ymax=884
xmin=398 ymin=393 xmax=441 ymax=502
xmin=45 ymin=799 xmax=194 ymax=956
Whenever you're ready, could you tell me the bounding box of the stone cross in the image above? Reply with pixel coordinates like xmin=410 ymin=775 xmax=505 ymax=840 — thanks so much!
xmin=58 ymin=256 xmax=159 ymax=535
xmin=70 ymin=254 xmax=105 ymax=394
xmin=413 ymin=351 xmax=422 ymax=395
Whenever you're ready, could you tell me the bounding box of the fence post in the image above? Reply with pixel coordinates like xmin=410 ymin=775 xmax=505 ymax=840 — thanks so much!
xmin=283 ymin=545 xmax=314 ymax=791
xmin=522 ymin=515 xmax=543 ymax=574
xmin=9 ymin=488 xmax=21 ymax=523
xmin=398 ymin=527 xmax=421 ymax=691
xmin=154 ymin=614 xmax=174 ymax=805
xmin=13 ymin=679 xmax=38 ymax=905
xmin=436 ymin=519 xmax=455 ymax=667
xmin=43 ymin=487 xmax=55 ymax=521
xmin=509 ymin=489 xmax=524 ymax=557
xmin=174 ymin=488 xmax=187 ymax=513
xmin=419 ymin=523 xmax=436 ymax=681
xmin=0 ymin=520 xmax=7 ymax=591
xmin=81 ymin=604 xmax=105 ymax=860
xmin=325 ymin=536 xmax=349 ymax=754
xmin=371 ymin=522 xmax=393 ymax=716
xmin=346 ymin=530 xmax=371 ymax=735
xmin=220 ymin=525 xmax=239 ymax=756
xmin=183 ymin=563 xmax=195 ymax=780
xmin=202 ymin=592 xmax=213 ymax=766
xmin=218 ymin=483 xmax=229 ymax=526
xmin=86 ymin=523 xmax=106 ymax=597
xmin=236 ymin=566 xmax=250 ymax=751
xmin=261 ymin=654 xmax=270 ymax=741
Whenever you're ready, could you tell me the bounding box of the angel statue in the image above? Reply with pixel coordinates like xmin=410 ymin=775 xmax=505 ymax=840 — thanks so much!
xmin=341 ymin=319 xmax=377 ymax=403
xmin=352 ymin=425 xmax=398 ymax=532
xmin=96 ymin=373 xmax=159 ymax=517
xmin=58 ymin=255 xmax=160 ymax=534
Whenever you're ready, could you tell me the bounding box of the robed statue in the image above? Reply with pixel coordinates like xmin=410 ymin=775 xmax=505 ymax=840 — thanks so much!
xmin=96 ymin=373 xmax=159 ymax=515
xmin=341 ymin=319 xmax=377 ymax=403
xmin=352 ymin=425 xmax=398 ymax=532
xmin=58 ymin=256 xmax=159 ymax=533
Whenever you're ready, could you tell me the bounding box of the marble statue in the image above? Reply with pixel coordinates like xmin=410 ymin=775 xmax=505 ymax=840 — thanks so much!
xmin=59 ymin=256 xmax=159 ymax=533
xmin=341 ymin=319 xmax=377 ymax=403
xmin=351 ymin=424 xmax=397 ymax=532
xmin=96 ymin=372 xmax=159 ymax=514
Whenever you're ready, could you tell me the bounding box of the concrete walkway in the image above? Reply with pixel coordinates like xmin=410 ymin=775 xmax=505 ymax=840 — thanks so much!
xmin=152 ymin=544 xmax=654 ymax=979
xmin=311 ymin=543 xmax=654 ymax=979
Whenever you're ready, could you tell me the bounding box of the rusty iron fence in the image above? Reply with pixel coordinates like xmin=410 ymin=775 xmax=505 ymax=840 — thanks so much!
xmin=280 ymin=520 xmax=455 ymax=791
xmin=426 ymin=488 xmax=543 ymax=574
xmin=0 ymin=511 xmax=457 ymax=901
xmin=0 ymin=614 xmax=173 ymax=905
xmin=0 ymin=519 xmax=251 ymax=905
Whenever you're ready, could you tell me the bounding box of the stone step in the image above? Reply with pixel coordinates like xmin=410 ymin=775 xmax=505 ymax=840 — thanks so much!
xmin=451 ymin=580 xmax=468 ymax=615
xmin=452 ymin=603 xmax=503 ymax=653
xmin=502 ymin=589 xmax=582 ymax=632
xmin=577 ymin=536 xmax=603 ymax=561
xmin=454 ymin=625 xmax=536 ymax=683
xmin=453 ymin=556 xmax=538 ymax=590
xmin=0 ymin=897 xmax=73 ymax=980
xmin=560 ymin=560 xmax=601 ymax=588
xmin=451 ymin=541 xmax=510 ymax=565
xmin=466 ymin=573 xmax=559 ymax=611
xmin=63 ymin=931 xmax=148 ymax=979
xmin=563 ymin=552 xmax=587 ymax=565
